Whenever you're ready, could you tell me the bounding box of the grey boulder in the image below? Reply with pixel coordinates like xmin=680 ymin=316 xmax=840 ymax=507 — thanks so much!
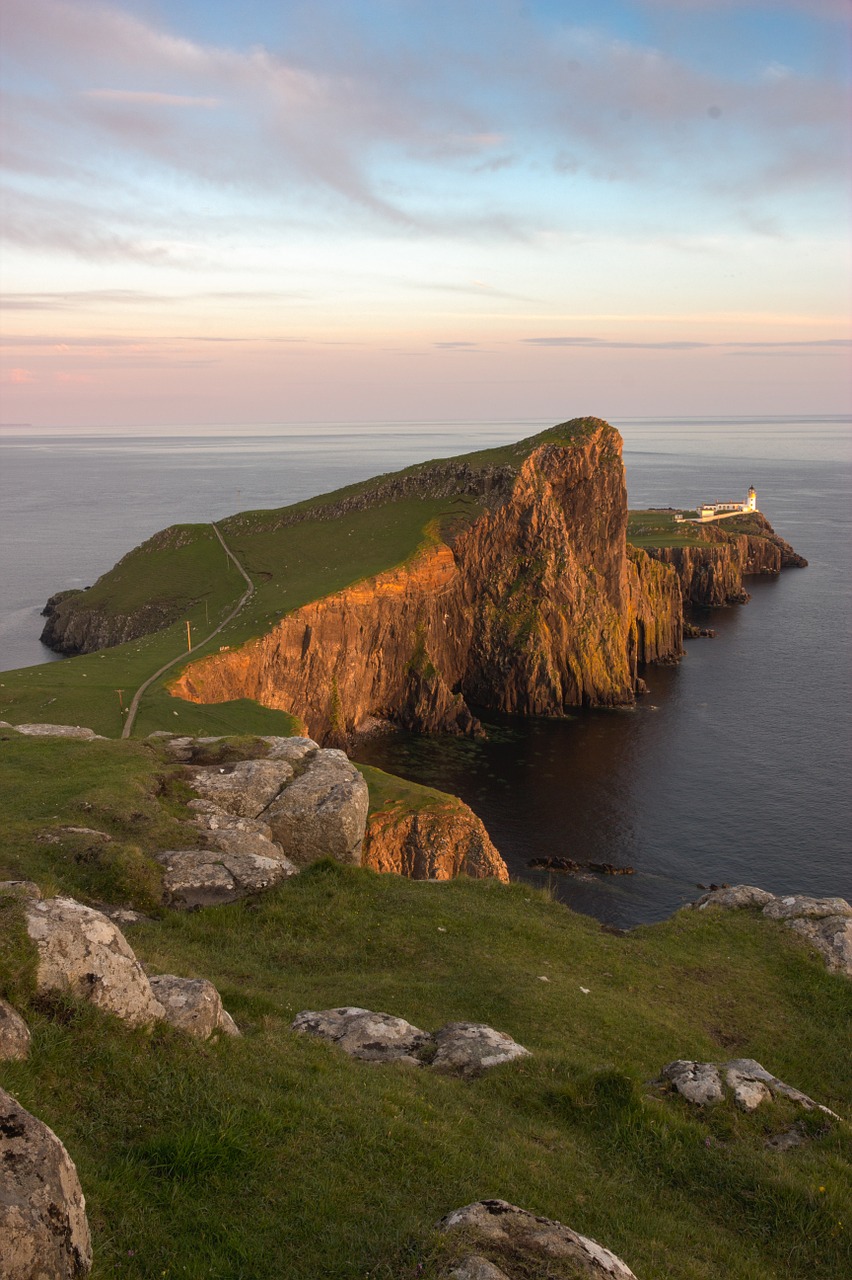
xmin=692 ymin=884 xmax=852 ymax=977
xmin=660 ymin=1060 xmax=723 ymax=1105
xmin=189 ymin=759 xmax=296 ymax=818
xmin=694 ymin=885 xmax=774 ymax=910
xmin=0 ymin=1086 xmax=92 ymax=1279
xmin=661 ymin=1057 xmax=838 ymax=1116
xmin=431 ymin=1022 xmax=532 ymax=1078
xmin=265 ymin=749 xmax=369 ymax=866
xmin=24 ymin=897 xmax=164 ymax=1027
xmin=786 ymin=914 xmax=852 ymax=977
xmin=291 ymin=1007 xmax=431 ymax=1064
xmin=762 ymin=894 xmax=852 ymax=922
xmin=156 ymin=848 xmax=297 ymax=908
xmin=440 ymin=1201 xmax=637 ymax=1279
xmin=12 ymin=723 xmax=103 ymax=739
xmin=0 ymin=998 xmax=31 ymax=1061
xmin=149 ymin=975 xmax=240 ymax=1039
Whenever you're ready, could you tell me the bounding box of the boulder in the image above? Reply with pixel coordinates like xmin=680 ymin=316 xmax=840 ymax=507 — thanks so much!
xmin=0 ymin=880 xmax=42 ymax=900
xmin=431 ymin=1022 xmax=531 ymax=1078
xmin=0 ymin=1086 xmax=92 ymax=1278
xmin=695 ymin=885 xmax=774 ymax=910
xmin=450 ymin=1258 xmax=511 ymax=1280
xmin=661 ymin=1059 xmax=723 ymax=1105
xmin=155 ymin=848 xmax=297 ymax=909
xmin=762 ymin=894 xmax=852 ymax=922
xmin=204 ymin=827 xmax=290 ymax=863
xmin=440 ymin=1201 xmax=637 ymax=1279
xmin=149 ymin=975 xmax=240 ymax=1039
xmin=24 ymin=897 xmax=164 ymax=1027
xmin=786 ymin=914 xmax=852 ymax=977
xmin=189 ymin=758 xmax=295 ymax=818
xmin=12 ymin=723 xmax=103 ymax=739
xmin=0 ymin=998 xmax=31 ymax=1060
xmin=189 ymin=805 xmax=275 ymax=840
xmin=660 ymin=1057 xmax=837 ymax=1116
xmin=260 ymin=736 xmax=318 ymax=764
xmin=291 ymin=1007 xmax=431 ymax=1065
xmin=265 ymin=749 xmax=369 ymax=867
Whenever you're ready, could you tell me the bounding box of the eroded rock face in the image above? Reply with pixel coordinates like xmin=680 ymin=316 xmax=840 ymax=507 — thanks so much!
xmin=149 ymin=975 xmax=240 ymax=1039
xmin=171 ymin=421 xmax=685 ymax=742
xmin=0 ymin=998 xmax=31 ymax=1060
xmin=661 ymin=1058 xmax=837 ymax=1116
xmin=0 ymin=1086 xmax=92 ymax=1279
xmin=440 ymin=1201 xmax=637 ymax=1280
xmin=291 ymin=1007 xmax=431 ymax=1065
xmin=431 ymin=1023 xmax=531 ymax=1078
xmin=363 ymin=805 xmax=509 ymax=882
xmin=265 ymin=750 xmax=369 ymax=867
xmin=155 ymin=849 xmax=296 ymax=908
xmin=24 ymin=897 xmax=164 ymax=1027
xmin=291 ymin=1008 xmax=530 ymax=1076
xmin=692 ymin=885 xmax=852 ymax=977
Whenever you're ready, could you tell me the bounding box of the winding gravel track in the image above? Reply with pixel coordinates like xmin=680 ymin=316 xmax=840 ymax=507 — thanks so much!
xmin=121 ymin=523 xmax=254 ymax=739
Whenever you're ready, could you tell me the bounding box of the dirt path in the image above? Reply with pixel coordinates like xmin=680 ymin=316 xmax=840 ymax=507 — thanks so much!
xmin=121 ymin=523 xmax=254 ymax=739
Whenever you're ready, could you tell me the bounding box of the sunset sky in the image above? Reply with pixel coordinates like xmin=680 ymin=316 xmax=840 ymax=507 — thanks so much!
xmin=2 ymin=0 xmax=850 ymax=427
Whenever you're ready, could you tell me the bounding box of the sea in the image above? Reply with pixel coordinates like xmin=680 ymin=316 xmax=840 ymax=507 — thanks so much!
xmin=1 ymin=416 xmax=850 ymax=927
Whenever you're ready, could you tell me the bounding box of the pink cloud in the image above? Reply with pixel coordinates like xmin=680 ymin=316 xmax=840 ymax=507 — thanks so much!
xmin=6 ymin=368 xmax=35 ymax=383
xmin=82 ymin=89 xmax=220 ymax=108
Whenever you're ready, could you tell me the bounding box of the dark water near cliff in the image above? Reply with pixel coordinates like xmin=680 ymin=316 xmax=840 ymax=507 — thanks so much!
xmin=1 ymin=417 xmax=850 ymax=925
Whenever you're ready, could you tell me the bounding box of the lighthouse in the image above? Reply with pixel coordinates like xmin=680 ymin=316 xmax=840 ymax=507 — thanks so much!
xmin=745 ymin=485 xmax=757 ymax=513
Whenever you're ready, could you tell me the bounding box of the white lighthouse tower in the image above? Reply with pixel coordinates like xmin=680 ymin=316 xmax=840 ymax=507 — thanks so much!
xmin=744 ymin=485 xmax=757 ymax=513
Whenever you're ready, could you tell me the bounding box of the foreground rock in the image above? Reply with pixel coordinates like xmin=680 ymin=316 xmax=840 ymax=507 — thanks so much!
xmin=24 ymin=897 xmax=165 ymax=1027
xmin=291 ymin=1007 xmax=530 ymax=1076
xmin=431 ymin=1023 xmax=532 ymax=1077
xmin=291 ymin=1007 xmax=431 ymax=1065
xmin=156 ymin=848 xmax=296 ymax=909
xmin=0 ymin=1086 xmax=93 ymax=1278
xmin=693 ymin=885 xmax=852 ymax=977
xmin=149 ymin=975 xmax=240 ymax=1039
xmin=10 ymin=723 xmax=104 ymax=740
xmin=264 ymin=749 xmax=369 ymax=866
xmin=661 ymin=1058 xmax=838 ymax=1116
xmin=440 ymin=1200 xmax=637 ymax=1279
xmin=0 ymin=997 xmax=31 ymax=1060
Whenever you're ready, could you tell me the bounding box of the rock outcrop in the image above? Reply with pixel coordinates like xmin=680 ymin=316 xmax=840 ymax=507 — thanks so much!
xmin=291 ymin=1007 xmax=530 ymax=1076
xmin=439 ymin=1200 xmax=637 ymax=1279
xmin=155 ymin=847 xmax=296 ymax=908
xmin=693 ymin=885 xmax=852 ymax=977
xmin=170 ymin=420 xmax=684 ymax=743
xmin=661 ymin=1058 xmax=838 ymax=1116
xmin=0 ymin=997 xmax=31 ymax=1060
xmin=644 ymin=513 xmax=807 ymax=608
xmin=10 ymin=724 xmax=105 ymax=740
xmin=363 ymin=804 xmax=509 ymax=882
xmin=24 ymin=897 xmax=166 ymax=1027
xmin=0 ymin=1086 xmax=93 ymax=1278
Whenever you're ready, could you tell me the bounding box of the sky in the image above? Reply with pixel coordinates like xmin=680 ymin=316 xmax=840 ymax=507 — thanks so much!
xmin=1 ymin=0 xmax=850 ymax=428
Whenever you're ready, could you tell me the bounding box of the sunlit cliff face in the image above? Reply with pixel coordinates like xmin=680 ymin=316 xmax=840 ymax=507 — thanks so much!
xmin=1 ymin=0 xmax=850 ymax=425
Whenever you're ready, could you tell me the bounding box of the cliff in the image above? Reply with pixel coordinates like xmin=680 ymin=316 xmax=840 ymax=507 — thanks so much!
xmin=170 ymin=420 xmax=684 ymax=743
xmin=643 ymin=514 xmax=807 ymax=608
xmin=363 ymin=803 xmax=509 ymax=882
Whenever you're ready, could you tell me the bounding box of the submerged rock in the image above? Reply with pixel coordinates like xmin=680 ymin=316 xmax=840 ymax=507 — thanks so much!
xmin=440 ymin=1200 xmax=637 ymax=1279
xmin=0 ymin=1086 xmax=93 ymax=1279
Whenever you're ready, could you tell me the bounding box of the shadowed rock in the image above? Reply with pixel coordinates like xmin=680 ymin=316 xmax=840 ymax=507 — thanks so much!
xmin=24 ymin=897 xmax=165 ymax=1027
xmin=695 ymin=885 xmax=774 ymax=910
xmin=156 ymin=848 xmax=296 ymax=908
xmin=291 ymin=1007 xmax=431 ymax=1065
xmin=0 ymin=1086 xmax=93 ymax=1278
xmin=0 ymin=880 xmax=42 ymax=900
xmin=149 ymin=975 xmax=241 ymax=1039
xmin=431 ymin=1022 xmax=531 ymax=1078
xmin=0 ymin=998 xmax=31 ymax=1060
xmin=762 ymin=895 xmax=852 ymax=922
xmin=440 ymin=1200 xmax=637 ymax=1279
xmin=450 ymin=1257 xmax=510 ymax=1280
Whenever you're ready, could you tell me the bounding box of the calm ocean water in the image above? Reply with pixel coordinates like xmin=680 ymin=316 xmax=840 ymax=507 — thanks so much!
xmin=1 ymin=416 xmax=849 ymax=925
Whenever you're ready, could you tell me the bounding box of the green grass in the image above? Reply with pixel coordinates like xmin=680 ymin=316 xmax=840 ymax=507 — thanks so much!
xmin=0 ymin=731 xmax=849 ymax=1279
xmin=626 ymin=510 xmax=712 ymax=549
xmin=357 ymin=762 xmax=464 ymax=818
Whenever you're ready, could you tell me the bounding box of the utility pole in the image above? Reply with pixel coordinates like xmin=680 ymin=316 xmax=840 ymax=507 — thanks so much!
xmin=185 ymin=620 xmax=192 ymax=651
xmin=116 ymin=689 xmax=124 ymax=714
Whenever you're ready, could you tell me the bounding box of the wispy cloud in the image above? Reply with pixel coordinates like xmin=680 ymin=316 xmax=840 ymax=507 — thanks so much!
xmin=521 ymin=336 xmax=851 ymax=350
xmin=82 ymin=89 xmax=220 ymax=108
